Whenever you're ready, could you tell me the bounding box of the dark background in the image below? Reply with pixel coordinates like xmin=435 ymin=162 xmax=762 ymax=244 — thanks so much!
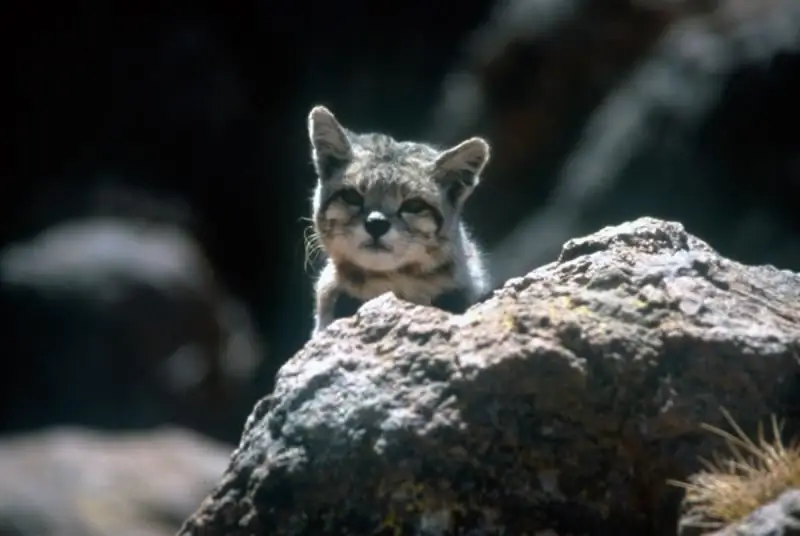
xmin=3 ymin=0 xmax=800 ymax=445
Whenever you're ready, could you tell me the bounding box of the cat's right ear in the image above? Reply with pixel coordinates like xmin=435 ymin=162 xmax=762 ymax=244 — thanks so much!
xmin=308 ymin=105 xmax=353 ymax=180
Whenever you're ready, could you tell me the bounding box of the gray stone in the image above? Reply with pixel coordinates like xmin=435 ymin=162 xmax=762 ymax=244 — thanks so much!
xmin=179 ymin=217 xmax=800 ymax=536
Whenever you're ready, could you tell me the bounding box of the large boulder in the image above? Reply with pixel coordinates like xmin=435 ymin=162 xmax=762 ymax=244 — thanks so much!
xmin=179 ymin=217 xmax=800 ymax=535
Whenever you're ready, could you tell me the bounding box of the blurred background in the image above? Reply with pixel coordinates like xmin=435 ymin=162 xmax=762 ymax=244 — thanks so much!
xmin=3 ymin=0 xmax=799 ymax=534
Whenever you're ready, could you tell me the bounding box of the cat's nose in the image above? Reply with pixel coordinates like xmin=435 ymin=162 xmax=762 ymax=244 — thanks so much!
xmin=364 ymin=211 xmax=391 ymax=239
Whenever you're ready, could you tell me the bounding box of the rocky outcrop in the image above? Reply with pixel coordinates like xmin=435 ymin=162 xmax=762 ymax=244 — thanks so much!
xmin=0 ymin=426 xmax=230 ymax=536
xmin=179 ymin=217 xmax=800 ymax=535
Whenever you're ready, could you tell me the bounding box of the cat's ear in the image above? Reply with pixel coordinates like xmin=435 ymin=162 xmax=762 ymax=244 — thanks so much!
xmin=432 ymin=137 xmax=491 ymax=205
xmin=307 ymin=105 xmax=353 ymax=180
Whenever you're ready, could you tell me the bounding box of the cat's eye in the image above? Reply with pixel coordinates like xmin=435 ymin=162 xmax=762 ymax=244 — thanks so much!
xmin=338 ymin=188 xmax=364 ymax=207
xmin=399 ymin=198 xmax=429 ymax=214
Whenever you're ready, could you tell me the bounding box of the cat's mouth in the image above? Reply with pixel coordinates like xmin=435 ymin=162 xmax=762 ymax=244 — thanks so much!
xmin=360 ymin=239 xmax=392 ymax=252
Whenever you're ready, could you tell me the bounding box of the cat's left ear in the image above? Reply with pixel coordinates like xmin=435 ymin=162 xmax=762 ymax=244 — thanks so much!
xmin=432 ymin=137 xmax=491 ymax=205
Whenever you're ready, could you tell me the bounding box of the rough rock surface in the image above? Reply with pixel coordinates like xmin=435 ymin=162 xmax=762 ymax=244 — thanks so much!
xmin=708 ymin=489 xmax=800 ymax=536
xmin=178 ymin=217 xmax=800 ymax=536
xmin=0 ymin=426 xmax=231 ymax=536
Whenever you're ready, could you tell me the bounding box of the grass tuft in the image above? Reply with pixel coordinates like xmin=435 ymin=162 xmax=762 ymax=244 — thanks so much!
xmin=669 ymin=407 xmax=800 ymax=533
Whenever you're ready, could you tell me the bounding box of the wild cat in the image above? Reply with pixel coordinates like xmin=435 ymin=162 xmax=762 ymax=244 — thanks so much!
xmin=305 ymin=105 xmax=492 ymax=334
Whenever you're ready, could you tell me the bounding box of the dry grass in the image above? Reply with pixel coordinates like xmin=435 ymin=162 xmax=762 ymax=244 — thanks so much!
xmin=669 ymin=408 xmax=800 ymax=532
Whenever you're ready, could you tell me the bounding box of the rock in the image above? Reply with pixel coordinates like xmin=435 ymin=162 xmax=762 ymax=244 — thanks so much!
xmin=707 ymin=489 xmax=800 ymax=536
xmin=178 ymin=217 xmax=800 ymax=535
xmin=0 ymin=426 xmax=230 ymax=536
xmin=0 ymin=217 xmax=265 ymax=441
